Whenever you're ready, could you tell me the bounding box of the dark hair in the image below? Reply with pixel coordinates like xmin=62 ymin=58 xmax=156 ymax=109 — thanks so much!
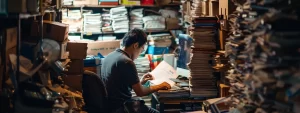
xmin=122 ymin=28 xmax=147 ymax=48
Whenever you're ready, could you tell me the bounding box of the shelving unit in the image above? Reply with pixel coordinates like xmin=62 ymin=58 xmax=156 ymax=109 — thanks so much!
xmin=1 ymin=13 xmax=43 ymax=90
xmin=63 ymin=3 xmax=184 ymax=40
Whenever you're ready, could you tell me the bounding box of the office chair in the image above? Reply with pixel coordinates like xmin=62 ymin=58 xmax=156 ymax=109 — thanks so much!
xmin=82 ymin=70 xmax=108 ymax=113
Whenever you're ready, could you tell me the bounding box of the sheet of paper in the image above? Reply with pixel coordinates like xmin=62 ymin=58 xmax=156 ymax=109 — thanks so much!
xmin=150 ymin=61 xmax=178 ymax=87
xmin=176 ymin=67 xmax=191 ymax=78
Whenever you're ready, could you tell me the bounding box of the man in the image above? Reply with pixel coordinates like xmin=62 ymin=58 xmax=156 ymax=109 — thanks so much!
xmin=101 ymin=28 xmax=171 ymax=113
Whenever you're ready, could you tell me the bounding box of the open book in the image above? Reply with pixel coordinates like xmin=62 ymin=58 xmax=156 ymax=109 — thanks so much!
xmin=149 ymin=61 xmax=179 ymax=87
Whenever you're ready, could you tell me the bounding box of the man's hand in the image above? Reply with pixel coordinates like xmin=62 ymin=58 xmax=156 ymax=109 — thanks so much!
xmin=140 ymin=73 xmax=154 ymax=85
xmin=158 ymin=82 xmax=171 ymax=90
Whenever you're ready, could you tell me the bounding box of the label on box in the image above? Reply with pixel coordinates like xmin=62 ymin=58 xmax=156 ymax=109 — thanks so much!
xmin=86 ymin=40 xmax=121 ymax=56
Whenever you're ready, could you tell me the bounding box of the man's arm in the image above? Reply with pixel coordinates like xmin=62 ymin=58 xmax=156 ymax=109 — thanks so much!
xmin=132 ymin=82 xmax=171 ymax=97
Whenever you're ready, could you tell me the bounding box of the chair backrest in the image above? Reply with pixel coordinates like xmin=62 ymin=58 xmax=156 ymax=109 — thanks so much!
xmin=82 ymin=70 xmax=107 ymax=112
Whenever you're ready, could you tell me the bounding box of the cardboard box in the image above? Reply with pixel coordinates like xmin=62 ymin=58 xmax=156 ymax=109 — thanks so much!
xmin=64 ymin=60 xmax=84 ymax=75
xmin=166 ymin=18 xmax=180 ymax=30
xmin=66 ymin=42 xmax=87 ymax=59
xmin=62 ymin=75 xmax=82 ymax=91
xmin=59 ymin=40 xmax=69 ymax=59
xmin=5 ymin=28 xmax=17 ymax=50
xmin=8 ymin=0 xmax=27 ymax=13
xmin=86 ymin=40 xmax=120 ymax=56
xmin=31 ymin=21 xmax=69 ymax=42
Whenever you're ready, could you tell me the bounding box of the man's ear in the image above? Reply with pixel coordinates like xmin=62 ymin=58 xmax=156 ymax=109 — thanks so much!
xmin=133 ymin=42 xmax=139 ymax=49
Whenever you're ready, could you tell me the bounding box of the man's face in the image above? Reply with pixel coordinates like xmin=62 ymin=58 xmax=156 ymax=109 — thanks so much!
xmin=132 ymin=43 xmax=145 ymax=60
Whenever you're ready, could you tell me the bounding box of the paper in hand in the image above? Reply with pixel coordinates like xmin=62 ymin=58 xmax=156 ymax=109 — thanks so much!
xmin=150 ymin=61 xmax=178 ymax=87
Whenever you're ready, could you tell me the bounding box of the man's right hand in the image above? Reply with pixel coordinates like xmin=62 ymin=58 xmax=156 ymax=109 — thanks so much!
xmin=158 ymin=82 xmax=171 ymax=90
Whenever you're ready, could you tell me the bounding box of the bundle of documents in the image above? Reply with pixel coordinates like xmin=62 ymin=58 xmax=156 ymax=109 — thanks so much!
xmin=148 ymin=33 xmax=172 ymax=47
xmin=98 ymin=35 xmax=116 ymax=41
xmin=190 ymin=0 xmax=206 ymax=17
xmin=63 ymin=0 xmax=73 ymax=5
xmin=134 ymin=56 xmax=150 ymax=78
xmin=130 ymin=8 xmax=144 ymax=30
xmin=110 ymin=7 xmax=129 ymax=33
xmin=62 ymin=9 xmax=82 ymax=33
xmin=83 ymin=14 xmax=102 ymax=33
xmin=101 ymin=9 xmax=113 ymax=32
xmin=189 ymin=51 xmax=218 ymax=98
xmin=190 ymin=17 xmax=218 ymax=50
xmin=225 ymin=0 xmax=300 ymax=113
xmin=143 ymin=16 xmax=166 ymax=31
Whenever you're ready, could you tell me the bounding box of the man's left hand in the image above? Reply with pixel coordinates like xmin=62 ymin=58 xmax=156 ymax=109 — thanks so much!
xmin=141 ymin=73 xmax=154 ymax=85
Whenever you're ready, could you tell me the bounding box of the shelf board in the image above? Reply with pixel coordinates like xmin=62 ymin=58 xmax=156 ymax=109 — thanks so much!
xmin=63 ymin=4 xmax=182 ymax=8
xmin=70 ymin=30 xmax=172 ymax=35
xmin=0 ymin=13 xmax=41 ymax=19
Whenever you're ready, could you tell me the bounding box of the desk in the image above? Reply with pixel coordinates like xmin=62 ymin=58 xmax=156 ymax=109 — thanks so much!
xmin=151 ymin=93 xmax=205 ymax=113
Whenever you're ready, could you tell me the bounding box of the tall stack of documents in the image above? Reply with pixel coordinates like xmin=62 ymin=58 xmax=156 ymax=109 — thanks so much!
xmin=101 ymin=9 xmax=113 ymax=32
xmin=110 ymin=7 xmax=129 ymax=33
xmin=189 ymin=17 xmax=218 ymax=98
xmin=130 ymin=8 xmax=144 ymax=30
xmin=83 ymin=14 xmax=102 ymax=33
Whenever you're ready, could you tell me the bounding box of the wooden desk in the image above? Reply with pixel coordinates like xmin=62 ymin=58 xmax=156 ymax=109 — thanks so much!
xmin=151 ymin=93 xmax=205 ymax=113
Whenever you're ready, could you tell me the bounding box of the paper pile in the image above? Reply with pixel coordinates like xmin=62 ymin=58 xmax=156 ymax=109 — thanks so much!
xmin=110 ymin=7 xmax=129 ymax=33
xmin=190 ymin=0 xmax=206 ymax=17
xmin=62 ymin=9 xmax=82 ymax=33
xmin=143 ymin=16 xmax=165 ymax=31
xmin=130 ymin=8 xmax=144 ymax=30
xmin=134 ymin=56 xmax=150 ymax=78
xmin=83 ymin=13 xmax=102 ymax=33
xmin=101 ymin=9 xmax=113 ymax=33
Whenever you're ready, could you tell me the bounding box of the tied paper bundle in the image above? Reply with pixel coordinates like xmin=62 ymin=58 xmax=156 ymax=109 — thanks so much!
xmin=225 ymin=0 xmax=300 ymax=113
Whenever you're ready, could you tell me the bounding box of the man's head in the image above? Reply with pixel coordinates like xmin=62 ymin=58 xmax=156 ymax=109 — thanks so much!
xmin=121 ymin=28 xmax=147 ymax=60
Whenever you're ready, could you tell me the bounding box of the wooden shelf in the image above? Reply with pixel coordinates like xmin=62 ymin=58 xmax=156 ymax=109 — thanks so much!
xmin=62 ymin=4 xmax=182 ymax=8
xmin=0 ymin=13 xmax=41 ymax=19
xmin=69 ymin=30 xmax=174 ymax=35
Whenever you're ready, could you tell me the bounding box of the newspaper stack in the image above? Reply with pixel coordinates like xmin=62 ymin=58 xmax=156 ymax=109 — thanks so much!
xmin=130 ymin=8 xmax=144 ymax=30
xmin=110 ymin=7 xmax=129 ymax=33
xmin=101 ymin=9 xmax=113 ymax=33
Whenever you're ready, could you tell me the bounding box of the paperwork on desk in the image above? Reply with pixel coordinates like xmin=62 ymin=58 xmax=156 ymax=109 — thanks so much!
xmin=150 ymin=61 xmax=178 ymax=87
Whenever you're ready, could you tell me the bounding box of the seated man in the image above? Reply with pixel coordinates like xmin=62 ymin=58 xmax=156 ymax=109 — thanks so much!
xmin=101 ymin=28 xmax=171 ymax=113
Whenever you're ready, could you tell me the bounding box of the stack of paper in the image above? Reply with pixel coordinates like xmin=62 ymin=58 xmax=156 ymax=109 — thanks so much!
xmin=110 ymin=7 xmax=129 ymax=33
xmin=130 ymin=8 xmax=144 ymax=30
xmin=101 ymin=9 xmax=113 ymax=33
xmin=143 ymin=16 xmax=166 ymax=31
xmin=190 ymin=0 xmax=206 ymax=17
xmin=62 ymin=9 xmax=82 ymax=33
xmin=98 ymin=35 xmax=116 ymax=41
xmin=188 ymin=17 xmax=218 ymax=98
xmin=134 ymin=56 xmax=150 ymax=78
xmin=63 ymin=0 xmax=73 ymax=5
xmin=83 ymin=14 xmax=102 ymax=33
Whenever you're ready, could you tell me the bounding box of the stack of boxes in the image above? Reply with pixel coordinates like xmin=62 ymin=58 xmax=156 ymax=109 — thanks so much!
xmin=31 ymin=20 xmax=87 ymax=91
